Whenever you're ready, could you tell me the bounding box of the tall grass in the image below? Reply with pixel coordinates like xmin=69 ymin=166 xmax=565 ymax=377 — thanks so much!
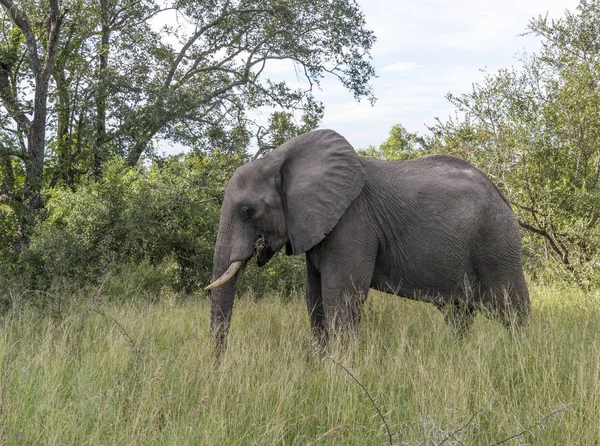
xmin=0 ymin=281 xmax=599 ymax=445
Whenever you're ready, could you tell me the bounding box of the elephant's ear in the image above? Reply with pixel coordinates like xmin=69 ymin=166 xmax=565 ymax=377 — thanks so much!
xmin=279 ymin=129 xmax=365 ymax=255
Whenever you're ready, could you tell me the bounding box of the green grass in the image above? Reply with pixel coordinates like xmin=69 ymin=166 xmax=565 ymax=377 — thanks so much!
xmin=0 ymin=281 xmax=599 ymax=445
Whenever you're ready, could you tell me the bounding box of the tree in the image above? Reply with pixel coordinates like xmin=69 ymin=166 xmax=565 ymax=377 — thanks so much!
xmin=0 ymin=0 xmax=66 ymax=247
xmin=48 ymin=0 xmax=170 ymax=185
xmin=253 ymin=97 xmax=324 ymax=158
xmin=358 ymin=124 xmax=424 ymax=161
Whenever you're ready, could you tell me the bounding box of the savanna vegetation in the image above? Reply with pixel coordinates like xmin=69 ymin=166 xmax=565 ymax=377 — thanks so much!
xmin=0 ymin=284 xmax=598 ymax=444
xmin=1 ymin=0 xmax=599 ymax=444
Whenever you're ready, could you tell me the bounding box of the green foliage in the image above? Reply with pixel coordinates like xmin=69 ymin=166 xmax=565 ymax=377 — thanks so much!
xmin=27 ymin=152 xmax=244 ymax=292
xmin=358 ymin=124 xmax=424 ymax=161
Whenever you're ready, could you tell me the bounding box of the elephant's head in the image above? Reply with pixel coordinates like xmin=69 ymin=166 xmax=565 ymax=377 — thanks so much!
xmin=207 ymin=129 xmax=365 ymax=353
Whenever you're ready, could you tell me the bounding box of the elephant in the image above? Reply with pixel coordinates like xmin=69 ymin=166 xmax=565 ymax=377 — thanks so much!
xmin=206 ymin=129 xmax=529 ymax=353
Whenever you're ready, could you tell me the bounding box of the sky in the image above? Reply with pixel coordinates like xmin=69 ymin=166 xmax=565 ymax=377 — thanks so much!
xmin=255 ymin=0 xmax=580 ymax=150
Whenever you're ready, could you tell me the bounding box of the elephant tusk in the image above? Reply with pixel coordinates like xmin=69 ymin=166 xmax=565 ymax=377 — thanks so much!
xmin=205 ymin=261 xmax=245 ymax=290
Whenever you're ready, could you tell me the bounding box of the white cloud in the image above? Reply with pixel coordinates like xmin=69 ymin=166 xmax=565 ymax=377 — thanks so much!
xmin=363 ymin=0 xmax=579 ymax=57
xmin=382 ymin=62 xmax=419 ymax=72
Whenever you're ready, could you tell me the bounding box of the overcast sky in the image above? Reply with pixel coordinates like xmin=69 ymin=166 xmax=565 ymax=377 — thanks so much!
xmin=257 ymin=0 xmax=580 ymax=150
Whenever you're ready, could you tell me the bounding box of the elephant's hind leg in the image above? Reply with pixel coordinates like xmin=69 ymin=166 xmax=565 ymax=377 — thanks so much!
xmin=473 ymin=218 xmax=531 ymax=332
xmin=494 ymin=285 xmax=530 ymax=333
xmin=477 ymin=273 xmax=530 ymax=333
xmin=436 ymin=301 xmax=475 ymax=337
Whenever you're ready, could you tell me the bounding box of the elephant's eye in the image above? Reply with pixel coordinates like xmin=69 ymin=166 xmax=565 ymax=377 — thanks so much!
xmin=240 ymin=206 xmax=254 ymax=221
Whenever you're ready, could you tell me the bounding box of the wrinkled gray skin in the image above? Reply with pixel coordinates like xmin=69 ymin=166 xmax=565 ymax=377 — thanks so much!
xmin=209 ymin=129 xmax=529 ymax=353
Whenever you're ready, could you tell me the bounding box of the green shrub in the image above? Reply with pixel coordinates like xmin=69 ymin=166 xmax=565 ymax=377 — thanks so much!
xmin=22 ymin=151 xmax=308 ymax=299
xmin=27 ymin=153 xmax=244 ymax=293
xmin=238 ymin=252 xmax=306 ymax=299
xmin=102 ymin=259 xmax=177 ymax=303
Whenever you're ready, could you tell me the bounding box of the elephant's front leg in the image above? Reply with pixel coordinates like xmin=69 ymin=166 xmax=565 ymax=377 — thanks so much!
xmin=310 ymin=209 xmax=378 ymax=344
xmin=305 ymin=255 xmax=327 ymax=347
xmin=319 ymin=253 xmax=375 ymax=339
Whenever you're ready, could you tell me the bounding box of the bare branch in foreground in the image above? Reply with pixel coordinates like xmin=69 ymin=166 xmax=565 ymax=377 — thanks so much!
xmin=313 ymin=343 xmax=394 ymax=446
xmin=438 ymin=395 xmax=495 ymax=446
xmin=489 ymin=404 xmax=570 ymax=446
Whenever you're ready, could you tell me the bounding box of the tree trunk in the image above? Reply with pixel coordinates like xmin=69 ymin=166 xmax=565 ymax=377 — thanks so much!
xmin=24 ymin=74 xmax=51 ymax=212
xmin=126 ymin=113 xmax=165 ymax=167
xmin=127 ymin=135 xmax=151 ymax=167
xmin=94 ymin=14 xmax=110 ymax=176
xmin=0 ymin=0 xmax=66 ymax=249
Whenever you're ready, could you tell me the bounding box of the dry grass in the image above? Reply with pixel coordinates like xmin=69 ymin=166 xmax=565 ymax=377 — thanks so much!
xmin=0 ymin=281 xmax=598 ymax=445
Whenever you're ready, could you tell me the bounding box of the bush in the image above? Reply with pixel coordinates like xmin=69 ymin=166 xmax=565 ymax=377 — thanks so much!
xmin=238 ymin=252 xmax=306 ymax=299
xmin=27 ymin=152 xmax=244 ymax=293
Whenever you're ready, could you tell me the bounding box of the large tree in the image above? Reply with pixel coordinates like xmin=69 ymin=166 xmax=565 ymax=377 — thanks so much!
xmin=0 ymin=0 xmax=375 ymax=249
xmin=0 ymin=0 xmax=66 ymax=248
xmin=112 ymin=0 xmax=376 ymax=165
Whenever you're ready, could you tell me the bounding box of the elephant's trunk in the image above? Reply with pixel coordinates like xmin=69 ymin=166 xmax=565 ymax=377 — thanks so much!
xmin=208 ymin=224 xmax=243 ymax=356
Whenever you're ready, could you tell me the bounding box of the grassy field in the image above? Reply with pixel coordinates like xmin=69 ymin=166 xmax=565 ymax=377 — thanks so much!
xmin=0 ymin=281 xmax=599 ymax=445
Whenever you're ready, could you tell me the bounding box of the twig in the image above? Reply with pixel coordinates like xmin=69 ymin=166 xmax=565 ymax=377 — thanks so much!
xmin=314 ymin=344 xmax=394 ymax=446
xmin=90 ymin=308 xmax=137 ymax=353
xmin=438 ymin=395 xmax=494 ymax=446
xmin=489 ymin=405 xmax=570 ymax=446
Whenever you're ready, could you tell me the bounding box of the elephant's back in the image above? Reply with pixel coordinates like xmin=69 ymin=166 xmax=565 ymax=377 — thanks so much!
xmin=358 ymin=154 xmax=522 ymax=292
xmin=358 ymin=155 xmax=512 ymax=216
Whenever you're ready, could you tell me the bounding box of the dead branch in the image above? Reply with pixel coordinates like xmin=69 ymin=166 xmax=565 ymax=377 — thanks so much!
xmin=314 ymin=344 xmax=394 ymax=446
xmin=489 ymin=404 xmax=570 ymax=446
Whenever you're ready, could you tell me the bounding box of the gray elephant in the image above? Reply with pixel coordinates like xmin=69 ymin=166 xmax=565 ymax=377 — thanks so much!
xmin=206 ymin=129 xmax=529 ymax=352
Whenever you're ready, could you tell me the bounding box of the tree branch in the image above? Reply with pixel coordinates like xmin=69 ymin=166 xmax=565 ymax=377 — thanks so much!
xmin=489 ymin=405 xmax=569 ymax=446
xmin=163 ymin=6 xmax=274 ymax=90
xmin=518 ymin=220 xmax=570 ymax=265
xmin=163 ymin=8 xmax=231 ymax=89
xmin=40 ymin=0 xmax=66 ymax=85
xmin=438 ymin=396 xmax=494 ymax=446
xmin=0 ymin=0 xmax=39 ymax=74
